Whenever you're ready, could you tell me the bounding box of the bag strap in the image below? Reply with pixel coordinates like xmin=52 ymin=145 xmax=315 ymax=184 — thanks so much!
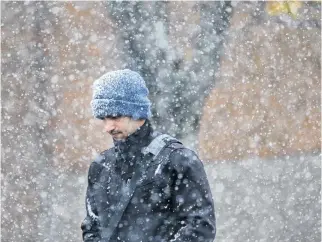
xmin=141 ymin=133 xmax=178 ymax=158
xmin=100 ymin=133 xmax=180 ymax=241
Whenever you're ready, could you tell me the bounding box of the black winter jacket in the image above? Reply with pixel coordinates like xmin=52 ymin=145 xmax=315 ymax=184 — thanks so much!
xmin=81 ymin=121 xmax=216 ymax=242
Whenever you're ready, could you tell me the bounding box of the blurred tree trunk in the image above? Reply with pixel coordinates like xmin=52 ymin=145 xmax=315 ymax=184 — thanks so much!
xmin=106 ymin=1 xmax=232 ymax=146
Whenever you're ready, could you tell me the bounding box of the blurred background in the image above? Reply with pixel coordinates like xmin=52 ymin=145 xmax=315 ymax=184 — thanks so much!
xmin=1 ymin=1 xmax=321 ymax=241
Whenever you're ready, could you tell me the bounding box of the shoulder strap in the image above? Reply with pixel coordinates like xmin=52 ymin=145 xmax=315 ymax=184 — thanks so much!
xmin=141 ymin=133 xmax=180 ymax=159
xmin=100 ymin=133 xmax=181 ymax=241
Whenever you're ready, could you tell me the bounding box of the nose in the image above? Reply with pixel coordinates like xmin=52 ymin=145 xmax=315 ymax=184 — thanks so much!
xmin=103 ymin=119 xmax=115 ymax=133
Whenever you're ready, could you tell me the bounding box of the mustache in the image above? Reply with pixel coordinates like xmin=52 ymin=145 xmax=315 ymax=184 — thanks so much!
xmin=109 ymin=130 xmax=122 ymax=135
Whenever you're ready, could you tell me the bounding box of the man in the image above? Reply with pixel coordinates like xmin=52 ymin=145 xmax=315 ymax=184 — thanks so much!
xmin=81 ymin=69 xmax=216 ymax=242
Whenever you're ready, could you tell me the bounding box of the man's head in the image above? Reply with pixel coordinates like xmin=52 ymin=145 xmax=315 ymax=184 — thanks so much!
xmin=91 ymin=69 xmax=151 ymax=140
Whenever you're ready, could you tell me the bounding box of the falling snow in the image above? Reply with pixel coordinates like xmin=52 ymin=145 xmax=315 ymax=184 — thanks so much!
xmin=1 ymin=1 xmax=321 ymax=242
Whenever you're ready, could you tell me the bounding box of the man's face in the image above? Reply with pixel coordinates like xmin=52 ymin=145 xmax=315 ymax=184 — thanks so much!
xmin=103 ymin=116 xmax=138 ymax=141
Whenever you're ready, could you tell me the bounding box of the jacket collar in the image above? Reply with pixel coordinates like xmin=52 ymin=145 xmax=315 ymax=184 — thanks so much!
xmin=113 ymin=120 xmax=153 ymax=156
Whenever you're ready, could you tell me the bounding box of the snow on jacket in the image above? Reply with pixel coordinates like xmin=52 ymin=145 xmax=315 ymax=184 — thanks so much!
xmin=81 ymin=121 xmax=216 ymax=242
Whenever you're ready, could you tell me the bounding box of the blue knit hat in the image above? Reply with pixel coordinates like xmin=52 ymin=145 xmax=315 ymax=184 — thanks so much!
xmin=91 ymin=69 xmax=152 ymax=120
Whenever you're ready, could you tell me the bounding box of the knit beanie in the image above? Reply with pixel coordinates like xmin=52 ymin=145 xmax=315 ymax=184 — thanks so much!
xmin=91 ymin=69 xmax=152 ymax=120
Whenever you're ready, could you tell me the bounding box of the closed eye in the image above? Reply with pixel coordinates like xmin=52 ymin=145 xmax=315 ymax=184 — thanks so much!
xmin=104 ymin=116 xmax=120 ymax=120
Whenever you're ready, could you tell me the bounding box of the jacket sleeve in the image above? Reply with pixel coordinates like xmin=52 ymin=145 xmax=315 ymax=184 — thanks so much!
xmin=168 ymin=148 xmax=216 ymax=242
xmin=81 ymin=162 xmax=101 ymax=242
